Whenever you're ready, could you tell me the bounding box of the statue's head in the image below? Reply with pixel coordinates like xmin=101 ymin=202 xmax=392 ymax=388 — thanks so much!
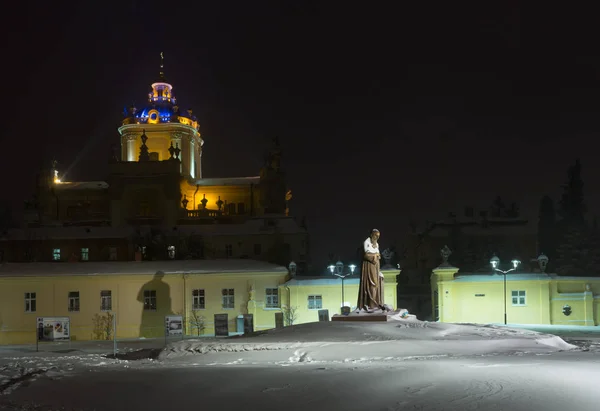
xmin=371 ymin=229 xmax=380 ymax=241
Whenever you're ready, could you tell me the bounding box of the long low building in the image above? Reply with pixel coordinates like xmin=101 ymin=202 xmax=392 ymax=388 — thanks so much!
xmin=431 ymin=263 xmax=600 ymax=326
xmin=0 ymin=260 xmax=399 ymax=345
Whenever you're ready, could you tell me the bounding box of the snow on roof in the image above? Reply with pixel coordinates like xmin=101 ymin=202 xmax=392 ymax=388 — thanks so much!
xmin=0 ymin=259 xmax=287 ymax=278
xmin=285 ymin=277 xmax=360 ymax=286
xmin=55 ymin=181 xmax=109 ymax=190
xmin=454 ymin=273 xmax=552 ymax=282
xmin=193 ymin=176 xmax=260 ymax=186
xmin=0 ymin=226 xmax=135 ymax=241
xmin=455 ymin=272 xmax=600 ymax=282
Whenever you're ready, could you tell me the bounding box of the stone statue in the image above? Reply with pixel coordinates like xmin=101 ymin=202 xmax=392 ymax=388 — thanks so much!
xmin=381 ymin=248 xmax=394 ymax=268
xmin=357 ymin=229 xmax=389 ymax=313
xmin=440 ymin=245 xmax=452 ymax=265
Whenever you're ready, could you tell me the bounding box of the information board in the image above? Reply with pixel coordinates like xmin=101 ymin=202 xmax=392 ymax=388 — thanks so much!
xmin=37 ymin=317 xmax=70 ymax=342
xmin=165 ymin=315 xmax=183 ymax=336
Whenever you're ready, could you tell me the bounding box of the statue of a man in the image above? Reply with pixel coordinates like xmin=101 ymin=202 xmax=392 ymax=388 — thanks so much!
xmin=357 ymin=229 xmax=386 ymax=312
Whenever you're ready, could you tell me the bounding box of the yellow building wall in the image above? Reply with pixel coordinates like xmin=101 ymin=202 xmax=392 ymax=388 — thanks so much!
xmin=0 ymin=271 xmax=288 ymax=345
xmin=433 ymin=270 xmax=600 ymax=327
xmin=0 ymin=269 xmax=399 ymax=345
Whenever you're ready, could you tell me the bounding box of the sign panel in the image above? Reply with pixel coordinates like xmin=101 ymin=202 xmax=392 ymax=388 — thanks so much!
xmin=318 ymin=309 xmax=330 ymax=322
xmin=165 ymin=315 xmax=183 ymax=336
xmin=37 ymin=317 xmax=70 ymax=342
xmin=214 ymin=314 xmax=229 ymax=337
xmin=274 ymin=312 xmax=284 ymax=329
xmin=243 ymin=314 xmax=254 ymax=334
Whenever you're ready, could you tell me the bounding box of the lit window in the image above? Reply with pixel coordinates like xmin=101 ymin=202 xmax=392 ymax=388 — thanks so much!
xmin=25 ymin=292 xmax=36 ymax=312
xmin=109 ymin=247 xmax=117 ymax=261
xmin=143 ymin=290 xmax=157 ymax=311
xmin=168 ymin=245 xmax=176 ymax=259
xmin=192 ymin=289 xmax=205 ymax=309
xmin=52 ymin=248 xmax=61 ymax=261
xmin=225 ymin=244 xmax=233 ymax=258
xmin=81 ymin=248 xmax=89 ymax=261
xmin=222 ymin=288 xmax=235 ymax=309
xmin=100 ymin=290 xmax=112 ymax=311
xmin=308 ymin=295 xmax=322 ymax=310
xmin=265 ymin=288 xmax=279 ymax=308
xmin=511 ymin=290 xmax=526 ymax=306
xmin=68 ymin=291 xmax=80 ymax=312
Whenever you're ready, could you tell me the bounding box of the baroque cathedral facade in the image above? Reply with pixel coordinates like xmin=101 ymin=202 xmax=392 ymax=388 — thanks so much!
xmin=1 ymin=57 xmax=309 ymax=272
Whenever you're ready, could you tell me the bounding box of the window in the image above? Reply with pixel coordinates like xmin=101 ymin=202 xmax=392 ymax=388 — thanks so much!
xmin=512 ymin=290 xmax=526 ymax=306
xmin=265 ymin=288 xmax=279 ymax=308
xmin=143 ymin=290 xmax=157 ymax=310
xmin=25 ymin=292 xmax=36 ymax=312
xmin=308 ymin=295 xmax=322 ymax=310
xmin=109 ymin=247 xmax=118 ymax=261
xmin=168 ymin=245 xmax=176 ymax=259
xmin=52 ymin=248 xmax=61 ymax=261
xmin=222 ymin=288 xmax=234 ymax=309
xmin=101 ymin=290 xmax=112 ymax=311
xmin=81 ymin=247 xmax=89 ymax=261
xmin=253 ymin=243 xmax=262 ymax=255
xmin=68 ymin=291 xmax=80 ymax=312
xmin=225 ymin=244 xmax=233 ymax=258
xmin=192 ymin=289 xmax=205 ymax=309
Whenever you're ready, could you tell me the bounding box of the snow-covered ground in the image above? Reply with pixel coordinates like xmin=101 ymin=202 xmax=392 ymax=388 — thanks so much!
xmin=1 ymin=317 xmax=599 ymax=410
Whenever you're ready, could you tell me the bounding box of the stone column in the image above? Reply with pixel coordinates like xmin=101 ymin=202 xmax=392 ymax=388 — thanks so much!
xmin=189 ymin=137 xmax=195 ymax=179
xmin=583 ymin=284 xmax=594 ymax=326
xmin=124 ymin=134 xmax=137 ymax=162
xmin=431 ymin=265 xmax=460 ymax=323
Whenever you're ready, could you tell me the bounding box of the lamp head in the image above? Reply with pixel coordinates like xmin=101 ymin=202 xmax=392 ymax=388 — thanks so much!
xmin=490 ymin=254 xmax=500 ymax=269
xmin=511 ymin=259 xmax=521 ymax=269
xmin=348 ymin=264 xmax=357 ymax=274
xmin=327 ymin=265 xmax=335 ymax=274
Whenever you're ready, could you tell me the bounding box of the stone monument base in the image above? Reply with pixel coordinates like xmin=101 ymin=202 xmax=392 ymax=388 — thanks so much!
xmin=332 ymin=309 xmax=395 ymax=322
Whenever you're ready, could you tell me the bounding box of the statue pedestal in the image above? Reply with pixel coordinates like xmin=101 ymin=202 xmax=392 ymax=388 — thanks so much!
xmin=332 ymin=310 xmax=392 ymax=322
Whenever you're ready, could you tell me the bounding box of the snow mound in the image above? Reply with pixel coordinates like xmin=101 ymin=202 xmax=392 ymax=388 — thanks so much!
xmin=159 ymin=321 xmax=577 ymax=363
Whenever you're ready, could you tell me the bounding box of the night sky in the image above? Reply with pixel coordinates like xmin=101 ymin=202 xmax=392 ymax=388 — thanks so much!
xmin=4 ymin=3 xmax=600 ymax=269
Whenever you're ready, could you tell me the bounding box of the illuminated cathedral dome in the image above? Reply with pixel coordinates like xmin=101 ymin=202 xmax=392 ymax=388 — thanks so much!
xmin=122 ymin=53 xmax=199 ymax=130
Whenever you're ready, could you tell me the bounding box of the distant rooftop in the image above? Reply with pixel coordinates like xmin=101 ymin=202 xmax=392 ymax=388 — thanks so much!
xmin=193 ymin=176 xmax=260 ymax=186
xmin=0 ymin=259 xmax=287 ymax=278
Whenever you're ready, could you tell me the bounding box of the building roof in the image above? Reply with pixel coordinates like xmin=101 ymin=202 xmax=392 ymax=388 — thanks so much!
xmin=54 ymin=181 xmax=109 ymax=190
xmin=0 ymin=259 xmax=287 ymax=278
xmin=0 ymin=226 xmax=135 ymax=241
xmin=193 ymin=176 xmax=261 ymax=186
xmin=174 ymin=217 xmax=306 ymax=236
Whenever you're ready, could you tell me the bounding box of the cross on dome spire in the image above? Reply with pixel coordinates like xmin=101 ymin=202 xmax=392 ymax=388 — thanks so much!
xmin=158 ymin=52 xmax=166 ymax=81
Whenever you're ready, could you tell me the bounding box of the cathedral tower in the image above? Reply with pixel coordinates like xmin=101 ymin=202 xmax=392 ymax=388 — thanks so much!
xmin=118 ymin=53 xmax=204 ymax=180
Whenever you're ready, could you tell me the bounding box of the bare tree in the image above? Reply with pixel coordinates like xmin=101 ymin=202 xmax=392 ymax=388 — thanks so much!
xmin=92 ymin=312 xmax=114 ymax=340
xmin=188 ymin=310 xmax=205 ymax=336
xmin=281 ymin=305 xmax=298 ymax=326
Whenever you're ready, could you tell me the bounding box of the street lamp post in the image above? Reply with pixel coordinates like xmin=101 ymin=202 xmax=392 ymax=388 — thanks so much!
xmin=328 ymin=261 xmax=357 ymax=315
xmin=490 ymin=255 xmax=521 ymax=325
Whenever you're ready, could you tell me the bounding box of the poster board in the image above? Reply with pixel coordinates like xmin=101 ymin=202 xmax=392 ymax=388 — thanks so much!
xmin=37 ymin=317 xmax=70 ymax=342
xmin=243 ymin=314 xmax=254 ymax=334
xmin=214 ymin=314 xmax=229 ymax=336
xmin=165 ymin=315 xmax=183 ymax=336
xmin=274 ymin=312 xmax=284 ymax=328
xmin=318 ymin=309 xmax=330 ymax=322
